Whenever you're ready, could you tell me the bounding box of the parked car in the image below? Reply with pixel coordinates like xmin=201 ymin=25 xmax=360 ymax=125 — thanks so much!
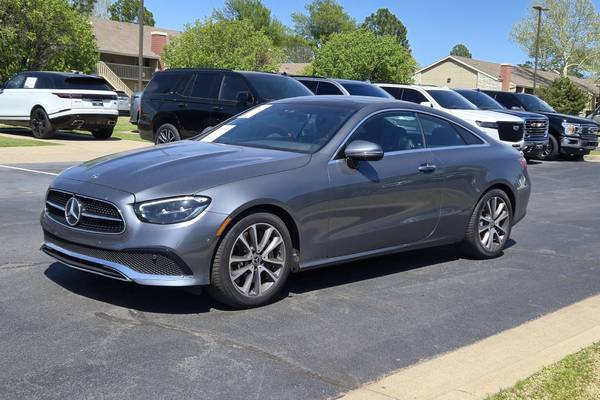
xmin=377 ymin=84 xmax=526 ymax=149
xmin=453 ymin=89 xmax=549 ymax=159
xmin=129 ymin=91 xmax=142 ymax=124
xmin=587 ymin=105 xmax=600 ymax=125
xmin=294 ymin=76 xmax=393 ymax=98
xmin=41 ymin=96 xmax=530 ymax=308
xmin=115 ymin=90 xmax=130 ymax=116
xmin=138 ymin=69 xmax=314 ymax=144
xmin=0 ymin=71 xmax=118 ymax=139
xmin=482 ymin=90 xmax=599 ymax=160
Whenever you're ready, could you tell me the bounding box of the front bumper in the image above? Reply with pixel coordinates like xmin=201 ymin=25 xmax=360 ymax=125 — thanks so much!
xmin=523 ymin=137 xmax=549 ymax=156
xmin=40 ymin=178 xmax=228 ymax=286
xmin=560 ymin=136 xmax=598 ymax=155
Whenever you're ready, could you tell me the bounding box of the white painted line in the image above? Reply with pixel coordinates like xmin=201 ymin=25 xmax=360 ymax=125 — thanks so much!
xmin=0 ymin=165 xmax=58 ymax=176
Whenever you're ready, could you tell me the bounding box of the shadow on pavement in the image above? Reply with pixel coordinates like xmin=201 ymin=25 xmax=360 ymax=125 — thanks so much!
xmin=0 ymin=127 xmax=127 ymax=141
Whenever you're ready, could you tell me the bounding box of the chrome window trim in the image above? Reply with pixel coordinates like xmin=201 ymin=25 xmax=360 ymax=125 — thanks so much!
xmin=330 ymin=108 xmax=490 ymax=162
xmin=45 ymin=188 xmax=127 ymax=235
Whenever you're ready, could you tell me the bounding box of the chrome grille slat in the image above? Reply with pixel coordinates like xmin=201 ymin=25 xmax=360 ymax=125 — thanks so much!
xmin=81 ymin=212 xmax=122 ymax=222
xmin=524 ymin=119 xmax=548 ymax=138
xmin=46 ymin=200 xmax=65 ymax=211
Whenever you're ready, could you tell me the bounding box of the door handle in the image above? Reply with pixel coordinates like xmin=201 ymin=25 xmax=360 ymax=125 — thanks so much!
xmin=177 ymin=103 xmax=187 ymax=108
xmin=212 ymin=106 xmax=224 ymax=111
xmin=418 ymin=163 xmax=437 ymax=173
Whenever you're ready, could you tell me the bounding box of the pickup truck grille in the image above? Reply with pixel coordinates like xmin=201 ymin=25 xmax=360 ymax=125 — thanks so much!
xmin=45 ymin=189 xmax=125 ymax=234
xmin=581 ymin=124 xmax=598 ymax=139
xmin=497 ymin=122 xmax=524 ymax=143
xmin=524 ymin=119 xmax=548 ymax=138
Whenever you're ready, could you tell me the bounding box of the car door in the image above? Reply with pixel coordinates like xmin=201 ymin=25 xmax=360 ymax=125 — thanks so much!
xmin=0 ymin=74 xmax=27 ymax=119
xmin=178 ymin=72 xmax=223 ymax=137
xmin=327 ymin=110 xmax=442 ymax=257
xmin=213 ymin=73 xmax=255 ymax=123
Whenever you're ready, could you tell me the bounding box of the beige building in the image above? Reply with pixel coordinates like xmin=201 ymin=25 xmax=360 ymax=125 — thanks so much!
xmin=415 ymin=55 xmax=599 ymax=113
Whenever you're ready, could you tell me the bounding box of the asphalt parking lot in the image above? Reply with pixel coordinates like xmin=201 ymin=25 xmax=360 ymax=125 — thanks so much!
xmin=1 ymin=160 xmax=600 ymax=400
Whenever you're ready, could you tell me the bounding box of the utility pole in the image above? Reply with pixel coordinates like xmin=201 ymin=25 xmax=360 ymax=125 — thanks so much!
xmin=138 ymin=0 xmax=144 ymax=92
xmin=532 ymin=5 xmax=548 ymax=92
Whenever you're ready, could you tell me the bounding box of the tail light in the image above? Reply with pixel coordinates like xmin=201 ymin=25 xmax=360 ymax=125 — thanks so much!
xmin=53 ymin=92 xmax=83 ymax=99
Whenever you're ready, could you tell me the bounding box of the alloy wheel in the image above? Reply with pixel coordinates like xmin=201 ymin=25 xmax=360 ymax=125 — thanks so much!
xmin=156 ymin=127 xmax=177 ymax=144
xmin=229 ymin=223 xmax=286 ymax=297
xmin=540 ymin=139 xmax=553 ymax=159
xmin=478 ymin=196 xmax=510 ymax=252
xmin=31 ymin=110 xmax=46 ymax=136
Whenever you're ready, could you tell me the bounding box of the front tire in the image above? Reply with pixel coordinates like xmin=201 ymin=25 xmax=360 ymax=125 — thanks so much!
xmin=91 ymin=127 xmax=114 ymax=140
xmin=537 ymin=135 xmax=559 ymax=161
xmin=460 ymin=189 xmax=513 ymax=259
xmin=155 ymin=123 xmax=181 ymax=144
xmin=208 ymin=213 xmax=292 ymax=308
xmin=30 ymin=108 xmax=55 ymax=139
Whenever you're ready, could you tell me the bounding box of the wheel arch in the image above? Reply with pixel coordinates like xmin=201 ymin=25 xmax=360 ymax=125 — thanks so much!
xmin=152 ymin=111 xmax=182 ymax=134
xmin=480 ymin=181 xmax=516 ymax=216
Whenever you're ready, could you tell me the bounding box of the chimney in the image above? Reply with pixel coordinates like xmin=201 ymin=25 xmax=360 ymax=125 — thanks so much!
xmin=151 ymin=31 xmax=168 ymax=69
xmin=500 ymin=63 xmax=512 ymax=91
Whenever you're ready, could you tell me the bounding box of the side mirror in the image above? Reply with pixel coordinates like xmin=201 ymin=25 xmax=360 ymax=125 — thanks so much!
xmin=344 ymin=140 xmax=383 ymax=168
xmin=236 ymin=91 xmax=253 ymax=106
xmin=420 ymin=101 xmax=433 ymax=108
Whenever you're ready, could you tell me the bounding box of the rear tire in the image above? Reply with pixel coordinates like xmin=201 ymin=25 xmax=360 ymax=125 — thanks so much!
xmin=208 ymin=213 xmax=292 ymax=309
xmin=91 ymin=127 xmax=114 ymax=140
xmin=537 ymin=135 xmax=558 ymax=161
xmin=30 ymin=108 xmax=55 ymax=139
xmin=460 ymin=189 xmax=513 ymax=259
xmin=155 ymin=123 xmax=181 ymax=144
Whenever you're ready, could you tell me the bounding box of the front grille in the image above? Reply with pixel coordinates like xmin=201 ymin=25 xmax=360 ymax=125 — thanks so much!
xmin=581 ymin=124 xmax=598 ymax=139
xmin=44 ymin=233 xmax=193 ymax=276
xmin=497 ymin=122 xmax=524 ymax=142
xmin=46 ymin=189 xmax=125 ymax=234
xmin=524 ymin=119 xmax=548 ymax=138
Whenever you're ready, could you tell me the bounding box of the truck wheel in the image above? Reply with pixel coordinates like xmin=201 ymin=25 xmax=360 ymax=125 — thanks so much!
xmin=155 ymin=123 xmax=181 ymax=144
xmin=91 ymin=127 xmax=114 ymax=140
xmin=537 ymin=135 xmax=558 ymax=161
xmin=30 ymin=108 xmax=55 ymax=139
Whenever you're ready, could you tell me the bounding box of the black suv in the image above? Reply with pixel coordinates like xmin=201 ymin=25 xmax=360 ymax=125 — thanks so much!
xmin=454 ymin=89 xmax=549 ymax=159
xmin=482 ymin=90 xmax=598 ymax=160
xmin=138 ymin=69 xmax=313 ymax=144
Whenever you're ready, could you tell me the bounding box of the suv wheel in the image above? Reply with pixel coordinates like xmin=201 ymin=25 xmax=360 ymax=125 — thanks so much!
xmin=208 ymin=213 xmax=292 ymax=308
xmin=155 ymin=123 xmax=181 ymax=144
xmin=460 ymin=189 xmax=512 ymax=259
xmin=91 ymin=127 xmax=114 ymax=140
xmin=30 ymin=108 xmax=55 ymax=139
xmin=537 ymin=135 xmax=558 ymax=161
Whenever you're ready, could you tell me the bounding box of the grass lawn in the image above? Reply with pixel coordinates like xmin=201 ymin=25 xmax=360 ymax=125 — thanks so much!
xmin=486 ymin=342 xmax=600 ymax=400
xmin=0 ymin=135 xmax=58 ymax=147
xmin=590 ymin=150 xmax=600 ymax=156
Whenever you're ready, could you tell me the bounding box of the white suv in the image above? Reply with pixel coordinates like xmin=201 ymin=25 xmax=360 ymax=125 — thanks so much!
xmin=377 ymin=84 xmax=525 ymax=149
xmin=0 ymin=72 xmax=118 ymax=139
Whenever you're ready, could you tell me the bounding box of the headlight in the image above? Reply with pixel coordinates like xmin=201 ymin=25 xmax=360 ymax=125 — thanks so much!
xmin=562 ymin=121 xmax=581 ymax=136
xmin=476 ymin=121 xmax=498 ymax=129
xmin=134 ymin=196 xmax=210 ymax=224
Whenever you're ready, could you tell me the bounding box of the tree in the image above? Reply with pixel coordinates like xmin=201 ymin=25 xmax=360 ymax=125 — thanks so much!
xmin=0 ymin=0 xmax=98 ymax=82
xmin=311 ymin=29 xmax=416 ymax=83
xmin=93 ymin=0 xmax=111 ymax=19
xmin=109 ymin=0 xmax=155 ymax=26
xmin=292 ymin=0 xmax=355 ymax=47
xmin=362 ymin=8 xmax=409 ymax=50
xmin=69 ymin=0 xmax=96 ymax=14
xmin=536 ymin=77 xmax=588 ymax=114
xmin=213 ymin=0 xmax=286 ymax=45
xmin=162 ymin=19 xmax=284 ymax=72
xmin=510 ymin=0 xmax=600 ymax=76
xmin=450 ymin=43 xmax=472 ymax=58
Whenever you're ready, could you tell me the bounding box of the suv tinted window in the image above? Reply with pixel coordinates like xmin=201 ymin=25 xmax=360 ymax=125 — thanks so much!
xmin=418 ymin=114 xmax=467 ymax=148
xmin=298 ymin=79 xmax=318 ymax=93
xmin=145 ymin=72 xmax=187 ymax=95
xmin=402 ymin=88 xmax=428 ymax=104
xmin=339 ymin=82 xmax=391 ymax=98
xmin=62 ymin=77 xmax=112 ymax=91
xmin=316 ymin=81 xmax=343 ymax=95
xmin=487 ymin=91 xmax=523 ymax=110
xmin=5 ymin=75 xmax=26 ymax=89
xmin=190 ymin=73 xmax=221 ymax=99
xmin=219 ymin=74 xmax=251 ymax=102
xmin=351 ymin=111 xmax=424 ymax=152
xmin=246 ymin=74 xmax=312 ymax=100
xmin=380 ymin=86 xmax=402 ymax=99
xmin=34 ymin=75 xmax=54 ymax=89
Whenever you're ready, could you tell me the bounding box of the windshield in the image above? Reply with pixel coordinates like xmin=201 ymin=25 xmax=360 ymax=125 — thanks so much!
xmin=515 ymin=93 xmax=555 ymax=113
xmin=455 ymin=90 xmax=504 ymax=110
xmin=339 ymin=82 xmax=392 ymax=98
xmin=246 ymin=74 xmax=313 ymax=100
xmin=197 ymin=103 xmax=353 ymax=153
xmin=426 ymin=89 xmax=477 ymax=110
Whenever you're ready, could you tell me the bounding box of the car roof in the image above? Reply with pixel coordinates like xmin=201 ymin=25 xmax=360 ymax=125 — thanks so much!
xmin=156 ymin=69 xmax=286 ymax=78
xmin=333 ymin=78 xmax=372 ymax=85
xmin=19 ymin=71 xmax=106 ymax=80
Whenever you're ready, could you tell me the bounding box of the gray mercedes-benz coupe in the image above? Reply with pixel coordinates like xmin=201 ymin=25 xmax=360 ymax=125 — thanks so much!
xmin=41 ymin=96 xmax=530 ymax=308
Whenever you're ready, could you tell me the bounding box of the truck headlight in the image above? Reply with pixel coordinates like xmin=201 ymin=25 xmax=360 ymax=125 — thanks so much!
xmin=562 ymin=121 xmax=581 ymax=136
xmin=476 ymin=121 xmax=498 ymax=129
xmin=134 ymin=196 xmax=210 ymax=224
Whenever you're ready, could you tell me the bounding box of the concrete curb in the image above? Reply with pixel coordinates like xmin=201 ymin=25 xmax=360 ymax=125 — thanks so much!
xmin=337 ymin=295 xmax=600 ymax=400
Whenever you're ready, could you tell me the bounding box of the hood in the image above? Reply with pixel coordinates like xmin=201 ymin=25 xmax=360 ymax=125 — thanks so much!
xmin=492 ymin=109 xmax=548 ymax=121
xmin=58 ymin=141 xmax=311 ymax=202
xmin=539 ymin=111 xmax=598 ymax=125
xmin=450 ymin=109 xmax=524 ymax=123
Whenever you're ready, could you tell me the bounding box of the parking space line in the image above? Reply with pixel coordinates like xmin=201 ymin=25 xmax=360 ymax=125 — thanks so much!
xmin=0 ymin=165 xmax=58 ymax=176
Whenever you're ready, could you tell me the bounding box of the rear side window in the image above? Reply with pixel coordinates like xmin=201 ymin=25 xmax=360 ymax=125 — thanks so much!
xmin=34 ymin=75 xmax=54 ymax=89
xmin=219 ymin=74 xmax=251 ymax=102
xmin=453 ymin=124 xmax=484 ymax=144
xmin=316 ymin=81 xmax=343 ymax=95
xmin=190 ymin=73 xmax=222 ymax=99
xmin=418 ymin=114 xmax=467 ymax=148
xmin=339 ymin=82 xmax=391 ymax=98
xmin=402 ymin=88 xmax=428 ymax=104
xmin=246 ymin=74 xmax=312 ymax=100
xmin=488 ymin=92 xmax=522 ymax=110
xmin=380 ymin=86 xmax=402 ymax=99
xmin=298 ymin=79 xmax=318 ymax=93
xmin=145 ymin=72 xmax=188 ymax=95
xmin=62 ymin=77 xmax=112 ymax=91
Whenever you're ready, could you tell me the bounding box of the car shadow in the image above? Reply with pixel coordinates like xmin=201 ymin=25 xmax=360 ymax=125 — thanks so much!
xmin=0 ymin=127 xmax=129 ymax=141
xmin=44 ymin=240 xmax=515 ymax=314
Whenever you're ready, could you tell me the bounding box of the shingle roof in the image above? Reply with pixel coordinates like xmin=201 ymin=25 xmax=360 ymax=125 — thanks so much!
xmin=90 ymin=17 xmax=180 ymax=59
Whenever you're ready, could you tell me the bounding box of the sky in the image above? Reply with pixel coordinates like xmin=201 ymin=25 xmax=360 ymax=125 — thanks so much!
xmin=144 ymin=0 xmax=600 ymax=68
